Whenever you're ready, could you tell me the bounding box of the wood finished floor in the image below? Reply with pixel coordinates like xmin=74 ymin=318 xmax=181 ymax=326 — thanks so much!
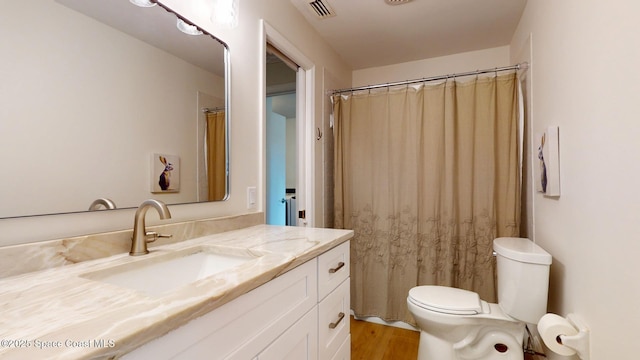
xmin=350 ymin=316 xmax=420 ymax=360
xmin=349 ymin=316 xmax=544 ymax=360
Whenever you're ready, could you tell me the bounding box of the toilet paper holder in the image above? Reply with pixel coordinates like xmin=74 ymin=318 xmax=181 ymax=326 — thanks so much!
xmin=557 ymin=313 xmax=590 ymax=360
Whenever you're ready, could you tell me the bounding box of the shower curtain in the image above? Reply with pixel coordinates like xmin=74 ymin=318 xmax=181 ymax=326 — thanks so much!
xmin=206 ymin=111 xmax=226 ymax=201
xmin=333 ymin=73 xmax=521 ymax=325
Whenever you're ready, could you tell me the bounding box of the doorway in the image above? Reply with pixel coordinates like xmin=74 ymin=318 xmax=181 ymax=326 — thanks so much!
xmin=263 ymin=21 xmax=315 ymax=227
xmin=266 ymin=46 xmax=297 ymax=225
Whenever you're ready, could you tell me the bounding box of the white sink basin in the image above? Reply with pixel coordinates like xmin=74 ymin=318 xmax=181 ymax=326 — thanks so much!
xmin=82 ymin=246 xmax=258 ymax=297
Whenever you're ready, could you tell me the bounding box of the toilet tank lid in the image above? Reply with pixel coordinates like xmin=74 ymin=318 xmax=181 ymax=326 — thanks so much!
xmin=493 ymin=237 xmax=552 ymax=265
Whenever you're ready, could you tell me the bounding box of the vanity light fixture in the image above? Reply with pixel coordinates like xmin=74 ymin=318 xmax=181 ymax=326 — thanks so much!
xmin=211 ymin=0 xmax=239 ymax=28
xmin=129 ymin=0 xmax=157 ymax=7
xmin=176 ymin=18 xmax=203 ymax=35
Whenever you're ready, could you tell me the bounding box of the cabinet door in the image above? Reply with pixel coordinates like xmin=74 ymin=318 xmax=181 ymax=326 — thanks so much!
xmin=330 ymin=334 xmax=351 ymax=360
xmin=258 ymin=307 xmax=318 ymax=360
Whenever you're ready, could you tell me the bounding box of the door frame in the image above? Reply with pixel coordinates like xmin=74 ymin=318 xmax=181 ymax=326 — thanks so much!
xmin=261 ymin=20 xmax=315 ymax=227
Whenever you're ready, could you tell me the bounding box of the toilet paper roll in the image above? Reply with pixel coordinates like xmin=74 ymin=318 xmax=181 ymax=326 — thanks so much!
xmin=537 ymin=313 xmax=578 ymax=356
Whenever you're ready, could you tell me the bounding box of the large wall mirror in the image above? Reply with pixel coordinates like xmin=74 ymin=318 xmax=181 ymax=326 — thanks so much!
xmin=0 ymin=0 xmax=229 ymax=219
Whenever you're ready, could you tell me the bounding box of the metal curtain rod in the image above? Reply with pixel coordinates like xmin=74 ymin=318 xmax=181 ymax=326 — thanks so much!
xmin=330 ymin=62 xmax=528 ymax=95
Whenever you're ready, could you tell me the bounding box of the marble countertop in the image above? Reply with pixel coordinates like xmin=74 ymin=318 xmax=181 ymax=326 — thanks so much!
xmin=0 ymin=225 xmax=353 ymax=360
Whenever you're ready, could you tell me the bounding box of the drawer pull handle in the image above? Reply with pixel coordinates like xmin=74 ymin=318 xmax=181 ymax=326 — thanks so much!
xmin=328 ymin=262 xmax=345 ymax=274
xmin=329 ymin=312 xmax=345 ymax=329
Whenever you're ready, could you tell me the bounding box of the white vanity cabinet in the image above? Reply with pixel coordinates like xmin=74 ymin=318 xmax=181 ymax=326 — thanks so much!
xmin=123 ymin=241 xmax=350 ymax=360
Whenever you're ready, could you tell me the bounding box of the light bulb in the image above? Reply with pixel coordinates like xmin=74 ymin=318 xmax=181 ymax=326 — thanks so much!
xmin=129 ymin=0 xmax=156 ymax=7
xmin=176 ymin=19 xmax=203 ymax=36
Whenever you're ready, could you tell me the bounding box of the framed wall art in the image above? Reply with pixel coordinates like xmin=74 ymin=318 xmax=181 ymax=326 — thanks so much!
xmin=535 ymin=126 xmax=560 ymax=197
xmin=151 ymin=153 xmax=180 ymax=193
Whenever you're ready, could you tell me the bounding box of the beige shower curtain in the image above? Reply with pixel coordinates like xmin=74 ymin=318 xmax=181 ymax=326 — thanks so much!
xmin=333 ymin=73 xmax=521 ymax=325
xmin=206 ymin=111 xmax=226 ymax=201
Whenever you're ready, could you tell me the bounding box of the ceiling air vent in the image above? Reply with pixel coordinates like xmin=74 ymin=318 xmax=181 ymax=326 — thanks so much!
xmin=307 ymin=0 xmax=336 ymax=19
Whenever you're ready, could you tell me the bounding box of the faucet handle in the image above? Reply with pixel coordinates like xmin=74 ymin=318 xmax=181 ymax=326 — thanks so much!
xmin=145 ymin=231 xmax=173 ymax=243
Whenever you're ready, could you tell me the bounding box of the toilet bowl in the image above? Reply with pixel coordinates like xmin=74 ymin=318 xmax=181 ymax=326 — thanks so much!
xmin=407 ymin=237 xmax=552 ymax=360
xmin=407 ymin=286 xmax=525 ymax=359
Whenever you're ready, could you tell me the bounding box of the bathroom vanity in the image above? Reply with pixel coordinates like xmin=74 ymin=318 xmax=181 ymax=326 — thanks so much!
xmin=124 ymin=239 xmax=350 ymax=360
xmin=0 ymin=225 xmax=353 ymax=359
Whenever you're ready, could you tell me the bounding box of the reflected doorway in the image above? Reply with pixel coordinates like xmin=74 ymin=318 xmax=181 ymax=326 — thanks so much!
xmin=266 ymin=47 xmax=298 ymax=225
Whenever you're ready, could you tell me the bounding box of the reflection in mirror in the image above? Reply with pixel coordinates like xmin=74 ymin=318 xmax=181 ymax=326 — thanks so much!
xmin=0 ymin=0 xmax=229 ymax=219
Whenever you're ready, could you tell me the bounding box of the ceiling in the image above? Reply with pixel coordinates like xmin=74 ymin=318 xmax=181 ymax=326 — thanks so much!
xmin=290 ymin=0 xmax=527 ymax=70
xmin=56 ymin=0 xmax=525 ymax=78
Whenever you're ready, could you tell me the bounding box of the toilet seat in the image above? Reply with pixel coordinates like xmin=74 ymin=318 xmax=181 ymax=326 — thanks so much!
xmin=408 ymin=286 xmax=488 ymax=315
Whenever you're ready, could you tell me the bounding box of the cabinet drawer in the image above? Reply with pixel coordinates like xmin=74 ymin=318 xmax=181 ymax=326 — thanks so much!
xmin=317 ymin=241 xmax=350 ymax=300
xmin=318 ymin=278 xmax=350 ymax=360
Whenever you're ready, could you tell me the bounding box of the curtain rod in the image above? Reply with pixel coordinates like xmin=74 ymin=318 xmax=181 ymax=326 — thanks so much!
xmin=330 ymin=62 xmax=528 ymax=95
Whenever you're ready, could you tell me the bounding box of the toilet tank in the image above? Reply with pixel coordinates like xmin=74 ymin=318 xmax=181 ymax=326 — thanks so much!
xmin=494 ymin=237 xmax=552 ymax=324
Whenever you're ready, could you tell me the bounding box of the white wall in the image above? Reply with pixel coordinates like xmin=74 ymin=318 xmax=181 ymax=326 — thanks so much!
xmin=511 ymin=1 xmax=640 ymax=359
xmin=0 ymin=0 xmax=351 ymax=245
xmin=353 ymin=46 xmax=510 ymax=87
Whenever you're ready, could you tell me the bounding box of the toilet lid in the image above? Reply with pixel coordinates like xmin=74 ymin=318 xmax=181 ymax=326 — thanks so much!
xmin=409 ymin=286 xmax=483 ymax=315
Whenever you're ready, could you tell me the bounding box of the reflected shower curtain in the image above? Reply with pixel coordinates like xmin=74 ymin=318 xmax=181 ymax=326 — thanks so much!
xmin=333 ymin=74 xmax=520 ymax=325
xmin=206 ymin=111 xmax=226 ymax=201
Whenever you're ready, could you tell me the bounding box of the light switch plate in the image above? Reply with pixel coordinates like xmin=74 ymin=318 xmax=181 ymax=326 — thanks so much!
xmin=247 ymin=187 xmax=257 ymax=209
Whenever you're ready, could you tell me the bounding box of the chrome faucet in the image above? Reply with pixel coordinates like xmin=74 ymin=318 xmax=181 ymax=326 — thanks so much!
xmin=130 ymin=199 xmax=172 ymax=256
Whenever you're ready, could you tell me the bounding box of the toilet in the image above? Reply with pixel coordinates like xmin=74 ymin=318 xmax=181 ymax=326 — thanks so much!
xmin=407 ymin=237 xmax=552 ymax=360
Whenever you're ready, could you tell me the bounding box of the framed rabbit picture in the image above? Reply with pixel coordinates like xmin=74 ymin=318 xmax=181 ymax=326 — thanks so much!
xmin=535 ymin=126 xmax=560 ymax=197
xmin=151 ymin=153 xmax=180 ymax=193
